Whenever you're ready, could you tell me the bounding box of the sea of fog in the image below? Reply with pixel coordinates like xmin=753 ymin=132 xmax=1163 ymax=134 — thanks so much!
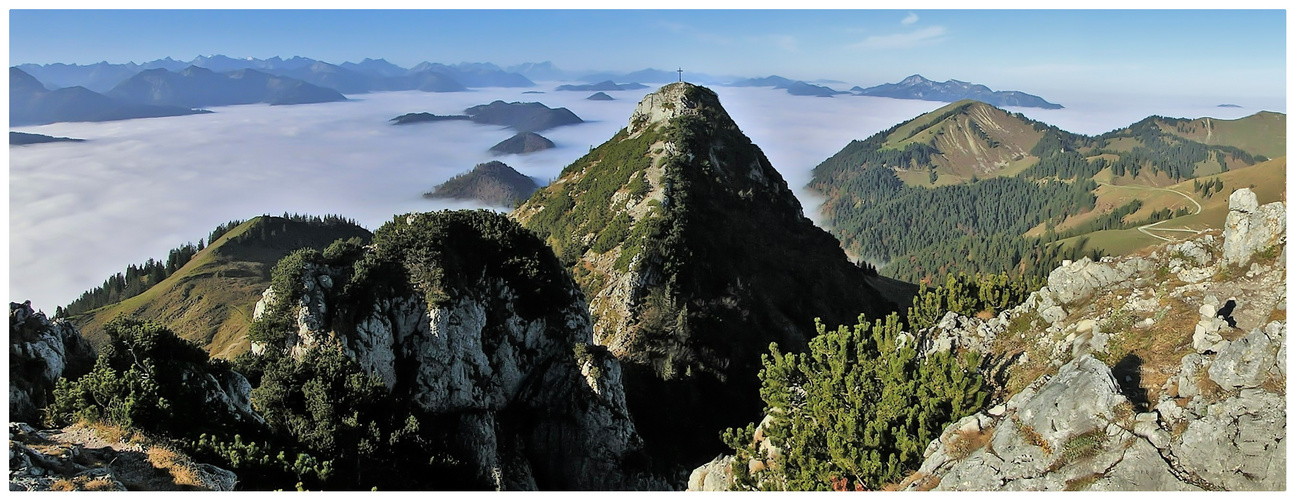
xmin=9 ymin=82 xmax=1283 ymax=311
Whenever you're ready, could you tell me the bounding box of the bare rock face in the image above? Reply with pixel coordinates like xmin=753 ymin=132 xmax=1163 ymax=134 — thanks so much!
xmin=9 ymin=422 xmax=237 ymax=491
xmin=9 ymin=302 xmax=96 ymax=422
xmin=252 ymin=211 xmax=659 ymax=490
xmin=1221 ymin=188 xmax=1285 ymax=267
xmin=902 ymin=218 xmax=1285 ymax=491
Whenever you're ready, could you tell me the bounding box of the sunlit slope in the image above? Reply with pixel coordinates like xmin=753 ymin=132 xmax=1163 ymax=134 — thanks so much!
xmin=70 ymin=216 xmax=371 ymax=358
xmin=1056 ymin=156 xmax=1285 ymax=255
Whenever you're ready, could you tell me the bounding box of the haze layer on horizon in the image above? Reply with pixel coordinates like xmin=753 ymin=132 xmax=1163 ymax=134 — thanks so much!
xmin=8 ymin=9 xmax=1286 ymax=103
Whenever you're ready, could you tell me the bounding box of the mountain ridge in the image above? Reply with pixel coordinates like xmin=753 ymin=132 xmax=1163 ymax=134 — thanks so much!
xmin=857 ymin=74 xmax=1063 ymax=109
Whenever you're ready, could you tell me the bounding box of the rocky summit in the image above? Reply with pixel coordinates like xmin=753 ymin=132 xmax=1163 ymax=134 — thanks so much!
xmin=249 ymin=210 xmax=660 ymax=490
xmin=513 ymin=82 xmax=915 ymax=475
xmin=692 ymin=188 xmax=1286 ymax=491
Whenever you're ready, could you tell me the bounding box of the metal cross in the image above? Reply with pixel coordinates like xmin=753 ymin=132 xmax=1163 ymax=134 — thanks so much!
xmin=677 ymin=68 xmax=683 ymax=82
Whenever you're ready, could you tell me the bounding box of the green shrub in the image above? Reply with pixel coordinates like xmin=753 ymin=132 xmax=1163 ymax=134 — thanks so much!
xmin=724 ymin=313 xmax=988 ymax=490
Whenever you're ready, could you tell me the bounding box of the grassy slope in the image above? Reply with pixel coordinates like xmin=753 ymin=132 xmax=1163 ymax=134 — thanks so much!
xmin=72 ymin=220 xmax=261 ymax=357
xmin=70 ymin=217 xmax=371 ymax=358
xmin=1158 ymin=112 xmax=1286 ymax=160
xmin=1055 ymin=156 xmax=1285 ymax=255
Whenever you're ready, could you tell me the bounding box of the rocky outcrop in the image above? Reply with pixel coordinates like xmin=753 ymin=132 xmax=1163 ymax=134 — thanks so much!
xmin=1221 ymin=188 xmax=1285 ymax=267
xmin=9 ymin=302 xmax=96 ymax=422
xmin=9 ymin=422 xmax=236 ymax=491
xmin=252 ymin=210 xmax=659 ymax=490
xmin=688 ymin=192 xmax=1286 ymax=490
xmin=902 ymin=205 xmax=1286 ymax=490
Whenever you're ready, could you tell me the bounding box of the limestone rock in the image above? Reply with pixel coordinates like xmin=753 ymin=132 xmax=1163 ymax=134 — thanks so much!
xmin=1221 ymin=188 xmax=1285 ymax=267
xmin=8 ymin=302 xmax=96 ymax=422
xmin=1046 ymin=257 xmax=1144 ymax=305
xmin=256 ymin=211 xmax=661 ymax=490
xmin=686 ymin=455 xmax=735 ymax=491
xmin=1174 ymin=389 xmax=1285 ymax=490
xmin=1208 ymin=322 xmax=1283 ymax=389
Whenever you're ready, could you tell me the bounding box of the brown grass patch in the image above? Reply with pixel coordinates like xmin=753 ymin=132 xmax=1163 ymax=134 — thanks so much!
xmin=1267 ymin=309 xmax=1286 ymax=323
xmin=86 ymin=420 xmax=133 ymax=443
xmin=975 ymin=310 xmax=996 ymax=320
xmin=50 ymin=479 xmax=77 ymax=491
xmin=1111 ymin=400 xmax=1136 ymax=428
xmin=1262 ymin=373 xmax=1285 ymax=393
xmin=148 ymin=445 xmax=207 ymax=489
xmin=83 ymin=478 xmax=119 ymax=491
xmin=1096 ymin=297 xmax=1197 ymax=403
xmin=946 ymin=427 xmax=995 ymax=460
xmin=1064 ymin=472 xmax=1104 ymax=491
xmin=1197 ymin=371 xmax=1225 ymax=402
xmin=891 ymin=472 xmax=944 ymax=491
xmin=1018 ymin=422 xmax=1053 ymax=456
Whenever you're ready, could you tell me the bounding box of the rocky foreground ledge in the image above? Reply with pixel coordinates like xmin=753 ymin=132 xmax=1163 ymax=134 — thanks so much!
xmin=692 ymin=188 xmax=1285 ymax=491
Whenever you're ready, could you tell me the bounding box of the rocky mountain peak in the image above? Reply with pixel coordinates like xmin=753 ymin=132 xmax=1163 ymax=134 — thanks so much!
xmin=900 ymin=74 xmax=931 ymax=85
xmin=627 ymin=82 xmax=730 ymax=135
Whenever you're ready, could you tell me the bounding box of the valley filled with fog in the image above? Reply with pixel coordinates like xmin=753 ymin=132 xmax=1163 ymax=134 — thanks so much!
xmin=9 ymin=83 xmax=1280 ymax=311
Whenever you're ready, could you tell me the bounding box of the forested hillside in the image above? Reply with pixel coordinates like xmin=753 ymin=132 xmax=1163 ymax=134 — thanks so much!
xmin=809 ymin=102 xmax=1284 ymax=284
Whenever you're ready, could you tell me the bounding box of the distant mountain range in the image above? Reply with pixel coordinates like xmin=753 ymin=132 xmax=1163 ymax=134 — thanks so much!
xmin=10 ymin=67 xmax=208 ymax=126
xmin=107 ymin=66 xmax=346 ymax=107
xmin=853 ymin=74 xmax=1063 ymax=109
xmin=726 ymin=75 xmax=846 ymax=97
xmin=555 ymin=81 xmax=649 ymax=92
xmin=16 ymin=56 xmax=535 ymax=96
xmin=16 ymin=56 xmax=1067 ymax=109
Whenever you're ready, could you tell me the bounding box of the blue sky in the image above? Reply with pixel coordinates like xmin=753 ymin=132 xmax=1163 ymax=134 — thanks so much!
xmin=7 ymin=9 xmax=1288 ymax=101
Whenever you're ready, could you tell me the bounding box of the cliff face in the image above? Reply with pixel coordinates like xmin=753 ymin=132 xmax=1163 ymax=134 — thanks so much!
xmin=513 ymin=83 xmax=913 ymax=472
xmin=251 ymin=210 xmax=659 ymax=490
xmin=691 ymin=188 xmax=1285 ymax=491
xmin=9 ymin=302 xmax=96 ymax=422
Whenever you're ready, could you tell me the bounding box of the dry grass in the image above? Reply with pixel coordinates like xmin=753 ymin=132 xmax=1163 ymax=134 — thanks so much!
xmin=147 ymin=446 xmax=207 ymax=488
xmin=49 ymin=475 xmax=121 ymax=491
xmin=975 ymin=310 xmax=996 ymax=320
xmin=1197 ymin=370 xmax=1225 ymax=402
xmin=86 ymin=420 xmax=133 ymax=444
xmin=1097 ymin=296 xmax=1198 ymax=404
xmin=1064 ymin=472 xmax=1105 ymax=491
xmin=1267 ymin=309 xmax=1286 ymax=323
xmin=1111 ymin=400 xmax=1136 ymax=428
xmin=1261 ymin=373 xmax=1285 ymax=393
xmin=1018 ymin=422 xmax=1053 ymax=456
xmin=82 ymin=478 xmax=119 ymax=491
xmin=946 ymin=427 xmax=995 ymax=460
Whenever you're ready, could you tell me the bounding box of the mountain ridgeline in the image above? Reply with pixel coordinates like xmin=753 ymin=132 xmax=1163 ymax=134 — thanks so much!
xmin=10 ymin=67 xmax=207 ymax=126
xmin=808 ymin=100 xmax=1280 ymax=283
xmin=63 ymin=215 xmax=372 ymax=358
xmin=512 ymin=83 xmax=916 ymax=471
xmin=854 ymin=74 xmax=1063 ymax=109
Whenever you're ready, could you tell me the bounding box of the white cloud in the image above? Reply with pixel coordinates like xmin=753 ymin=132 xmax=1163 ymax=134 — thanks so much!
xmin=8 ymin=86 xmax=657 ymax=310
xmin=853 ymin=26 xmax=948 ymax=50
xmin=901 ymin=12 xmax=919 ymax=26
xmin=11 ymin=83 xmax=1272 ymax=313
